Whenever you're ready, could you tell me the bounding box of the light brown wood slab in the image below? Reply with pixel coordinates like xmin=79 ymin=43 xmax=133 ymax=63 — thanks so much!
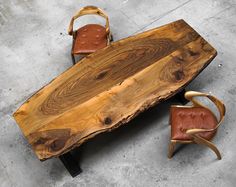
xmin=13 ymin=19 xmax=217 ymax=160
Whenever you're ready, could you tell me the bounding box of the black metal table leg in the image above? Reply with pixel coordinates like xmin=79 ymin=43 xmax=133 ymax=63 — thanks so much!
xmin=71 ymin=54 xmax=76 ymax=65
xmin=175 ymin=89 xmax=189 ymax=105
xmin=59 ymin=151 xmax=82 ymax=177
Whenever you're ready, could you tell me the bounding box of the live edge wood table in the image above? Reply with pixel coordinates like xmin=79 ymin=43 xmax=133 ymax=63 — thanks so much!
xmin=13 ymin=19 xmax=217 ymax=177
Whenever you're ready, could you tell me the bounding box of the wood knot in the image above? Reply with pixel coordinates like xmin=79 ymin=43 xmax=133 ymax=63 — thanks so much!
xmin=104 ymin=117 xmax=112 ymax=125
xmin=173 ymin=70 xmax=185 ymax=80
xmin=95 ymin=70 xmax=108 ymax=80
xmin=188 ymin=49 xmax=199 ymax=57
xmin=50 ymin=139 xmax=66 ymax=152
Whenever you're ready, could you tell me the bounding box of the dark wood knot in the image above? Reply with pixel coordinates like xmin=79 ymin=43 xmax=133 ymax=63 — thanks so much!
xmin=188 ymin=49 xmax=199 ymax=57
xmin=104 ymin=117 xmax=112 ymax=125
xmin=50 ymin=139 xmax=66 ymax=152
xmin=174 ymin=70 xmax=185 ymax=80
xmin=96 ymin=70 xmax=108 ymax=80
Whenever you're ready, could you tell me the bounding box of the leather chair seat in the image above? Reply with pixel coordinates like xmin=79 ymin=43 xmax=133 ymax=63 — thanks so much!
xmin=72 ymin=24 xmax=108 ymax=54
xmin=170 ymin=107 xmax=217 ymax=141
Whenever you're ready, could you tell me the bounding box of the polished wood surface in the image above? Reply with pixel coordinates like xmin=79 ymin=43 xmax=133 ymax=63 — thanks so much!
xmin=13 ymin=19 xmax=217 ymax=160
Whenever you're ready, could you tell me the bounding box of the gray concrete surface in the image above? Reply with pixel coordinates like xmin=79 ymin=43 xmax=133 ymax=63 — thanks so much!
xmin=0 ymin=0 xmax=236 ymax=186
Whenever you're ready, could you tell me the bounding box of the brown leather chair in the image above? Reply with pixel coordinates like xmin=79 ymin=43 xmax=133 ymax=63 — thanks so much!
xmin=168 ymin=91 xmax=225 ymax=160
xmin=68 ymin=6 xmax=112 ymax=64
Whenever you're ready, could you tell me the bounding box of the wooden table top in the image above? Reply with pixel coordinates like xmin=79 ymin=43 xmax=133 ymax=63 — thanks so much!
xmin=13 ymin=19 xmax=217 ymax=160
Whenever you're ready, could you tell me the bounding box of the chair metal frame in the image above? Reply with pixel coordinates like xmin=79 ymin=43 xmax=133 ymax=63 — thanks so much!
xmin=168 ymin=91 xmax=226 ymax=160
xmin=68 ymin=6 xmax=112 ymax=64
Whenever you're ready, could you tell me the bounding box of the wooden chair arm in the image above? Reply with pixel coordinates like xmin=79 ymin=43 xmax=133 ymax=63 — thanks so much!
xmin=181 ymin=125 xmax=221 ymax=159
xmin=68 ymin=6 xmax=110 ymax=36
xmin=184 ymin=91 xmax=225 ymax=130
xmin=190 ymin=133 xmax=222 ymax=159
xmin=186 ymin=128 xmax=213 ymax=135
xmin=184 ymin=91 xmax=208 ymax=107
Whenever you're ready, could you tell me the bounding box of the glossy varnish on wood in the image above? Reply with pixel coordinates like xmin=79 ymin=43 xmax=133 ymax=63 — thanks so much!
xmin=13 ymin=19 xmax=217 ymax=160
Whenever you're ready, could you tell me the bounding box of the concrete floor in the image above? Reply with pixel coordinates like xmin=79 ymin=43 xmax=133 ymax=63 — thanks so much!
xmin=0 ymin=0 xmax=236 ymax=186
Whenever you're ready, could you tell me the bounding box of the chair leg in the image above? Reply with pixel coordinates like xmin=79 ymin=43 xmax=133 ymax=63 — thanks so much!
xmin=71 ymin=53 xmax=76 ymax=65
xmin=168 ymin=140 xmax=176 ymax=158
xmin=192 ymin=134 xmax=221 ymax=160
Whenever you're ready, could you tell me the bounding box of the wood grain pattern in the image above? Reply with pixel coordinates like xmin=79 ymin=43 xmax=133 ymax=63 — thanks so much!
xmin=13 ymin=19 xmax=217 ymax=160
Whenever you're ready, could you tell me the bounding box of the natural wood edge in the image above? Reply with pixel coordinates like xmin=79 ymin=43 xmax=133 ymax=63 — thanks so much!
xmin=37 ymin=49 xmax=217 ymax=161
xmin=12 ymin=19 xmax=218 ymax=161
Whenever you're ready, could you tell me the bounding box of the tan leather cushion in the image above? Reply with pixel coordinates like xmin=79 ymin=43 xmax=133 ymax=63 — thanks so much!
xmin=170 ymin=107 xmax=217 ymax=140
xmin=72 ymin=24 xmax=108 ymax=54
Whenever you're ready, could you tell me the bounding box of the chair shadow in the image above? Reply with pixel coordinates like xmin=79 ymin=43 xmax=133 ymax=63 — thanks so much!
xmin=71 ymin=96 xmax=184 ymax=167
xmin=62 ymin=75 xmax=221 ymax=176
xmin=171 ymin=144 xmax=188 ymax=156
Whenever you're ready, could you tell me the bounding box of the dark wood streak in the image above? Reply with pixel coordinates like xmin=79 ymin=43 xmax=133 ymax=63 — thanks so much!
xmin=188 ymin=49 xmax=200 ymax=57
xmin=40 ymin=37 xmax=199 ymax=116
xmin=95 ymin=70 xmax=109 ymax=80
xmin=29 ymin=129 xmax=71 ymax=154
